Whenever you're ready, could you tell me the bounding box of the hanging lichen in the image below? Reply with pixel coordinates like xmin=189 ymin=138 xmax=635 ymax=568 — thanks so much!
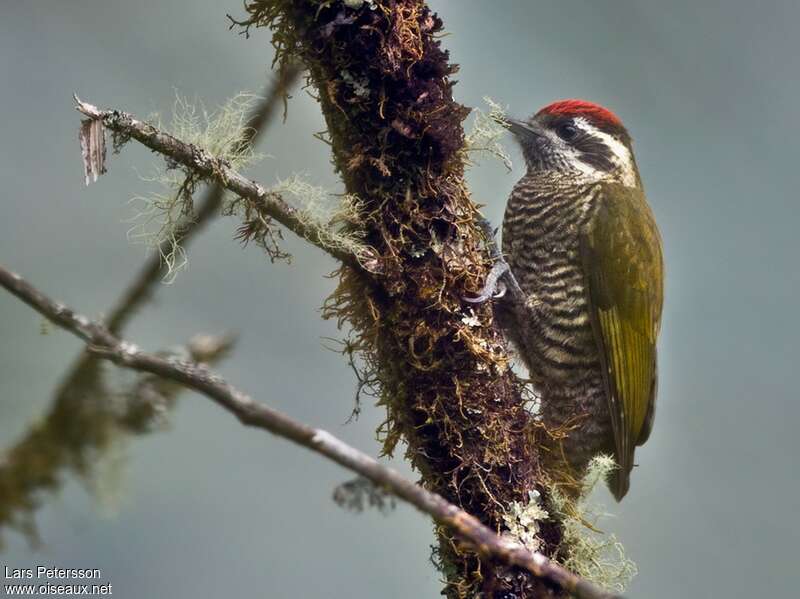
xmin=548 ymin=456 xmax=638 ymax=593
xmin=128 ymin=92 xmax=265 ymax=279
xmin=464 ymin=97 xmax=514 ymax=171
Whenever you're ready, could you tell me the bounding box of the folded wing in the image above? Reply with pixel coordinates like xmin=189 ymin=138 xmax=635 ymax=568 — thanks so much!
xmin=580 ymin=183 xmax=664 ymax=500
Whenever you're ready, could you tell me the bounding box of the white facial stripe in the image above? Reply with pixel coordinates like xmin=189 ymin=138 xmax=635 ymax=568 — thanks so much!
xmin=573 ymin=117 xmax=638 ymax=188
xmin=541 ymin=121 xmax=603 ymax=181
xmin=570 ymin=154 xmax=604 ymax=179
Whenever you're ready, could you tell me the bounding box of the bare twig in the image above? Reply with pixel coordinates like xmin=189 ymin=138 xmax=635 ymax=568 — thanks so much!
xmin=73 ymin=95 xmax=357 ymax=267
xmin=0 ymin=263 xmax=620 ymax=599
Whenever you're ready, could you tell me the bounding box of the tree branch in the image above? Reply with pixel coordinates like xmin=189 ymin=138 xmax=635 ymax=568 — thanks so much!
xmin=0 ymin=263 xmax=620 ymax=599
xmin=0 ymin=71 xmax=301 ymax=544
xmin=105 ymin=62 xmax=302 ymax=335
xmin=0 ymin=330 xmax=233 ymax=546
xmin=234 ymin=3 xmax=561 ymax=596
xmin=73 ymin=94 xmax=358 ymax=267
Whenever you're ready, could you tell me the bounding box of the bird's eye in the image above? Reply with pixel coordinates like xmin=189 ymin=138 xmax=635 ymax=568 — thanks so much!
xmin=556 ymin=122 xmax=579 ymax=141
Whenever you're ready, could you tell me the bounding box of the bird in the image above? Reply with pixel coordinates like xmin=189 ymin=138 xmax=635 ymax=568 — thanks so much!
xmin=494 ymin=100 xmax=663 ymax=501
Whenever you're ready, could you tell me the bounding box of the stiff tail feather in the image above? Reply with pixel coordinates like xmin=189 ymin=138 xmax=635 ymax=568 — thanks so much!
xmin=609 ymin=465 xmax=631 ymax=502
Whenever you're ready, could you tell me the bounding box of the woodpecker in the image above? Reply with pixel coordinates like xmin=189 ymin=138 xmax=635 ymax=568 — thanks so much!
xmin=496 ymin=100 xmax=663 ymax=500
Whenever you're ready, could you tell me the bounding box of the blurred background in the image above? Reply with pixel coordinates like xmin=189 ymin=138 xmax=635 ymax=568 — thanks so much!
xmin=1 ymin=1 xmax=798 ymax=597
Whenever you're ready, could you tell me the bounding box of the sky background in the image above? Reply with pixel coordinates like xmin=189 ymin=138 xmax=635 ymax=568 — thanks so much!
xmin=1 ymin=1 xmax=798 ymax=597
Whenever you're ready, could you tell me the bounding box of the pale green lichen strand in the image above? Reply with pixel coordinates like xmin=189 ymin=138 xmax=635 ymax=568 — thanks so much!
xmin=464 ymin=96 xmax=513 ymax=171
xmin=127 ymin=92 xmax=264 ymax=280
xmin=167 ymin=92 xmax=264 ymax=171
xmin=549 ymin=455 xmax=638 ymax=593
xmin=269 ymin=175 xmax=368 ymax=256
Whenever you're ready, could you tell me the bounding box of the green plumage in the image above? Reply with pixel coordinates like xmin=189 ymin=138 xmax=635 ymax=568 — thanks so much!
xmin=581 ymin=183 xmax=663 ymax=497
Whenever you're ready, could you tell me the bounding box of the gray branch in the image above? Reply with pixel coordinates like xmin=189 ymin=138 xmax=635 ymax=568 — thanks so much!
xmin=0 ymin=74 xmax=301 ymax=545
xmin=0 ymin=262 xmax=619 ymax=599
xmin=105 ymin=63 xmax=302 ymax=335
xmin=73 ymin=94 xmax=358 ymax=267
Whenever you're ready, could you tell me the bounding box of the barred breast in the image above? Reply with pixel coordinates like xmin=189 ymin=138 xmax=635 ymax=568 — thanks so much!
xmin=501 ymin=174 xmax=614 ymax=477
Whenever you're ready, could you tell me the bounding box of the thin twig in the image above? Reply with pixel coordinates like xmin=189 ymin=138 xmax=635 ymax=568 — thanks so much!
xmin=73 ymin=94 xmax=357 ymax=267
xmin=0 ymin=331 xmax=234 ymax=546
xmin=0 ymin=68 xmax=307 ymax=539
xmin=0 ymin=263 xmax=620 ymax=599
xmin=105 ymin=63 xmax=302 ymax=334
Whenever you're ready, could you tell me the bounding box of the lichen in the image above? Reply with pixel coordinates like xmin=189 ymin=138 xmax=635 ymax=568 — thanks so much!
xmin=464 ymin=96 xmax=513 ymax=171
xmin=333 ymin=475 xmax=396 ymax=513
xmin=502 ymin=489 xmax=550 ymax=553
xmin=127 ymin=92 xmax=264 ymax=280
xmin=167 ymin=92 xmax=264 ymax=170
xmin=548 ymin=455 xmax=638 ymax=593
xmin=271 ymin=175 xmax=368 ymax=256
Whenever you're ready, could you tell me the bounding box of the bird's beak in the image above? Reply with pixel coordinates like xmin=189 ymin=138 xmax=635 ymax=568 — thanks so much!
xmin=504 ymin=118 xmax=546 ymax=141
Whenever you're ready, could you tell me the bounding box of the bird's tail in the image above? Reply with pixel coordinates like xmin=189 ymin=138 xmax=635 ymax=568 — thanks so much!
xmin=609 ymin=466 xmax=631 ymax=502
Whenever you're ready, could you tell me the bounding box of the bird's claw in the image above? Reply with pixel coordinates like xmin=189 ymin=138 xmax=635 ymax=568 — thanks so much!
xmin=464 ymin=261 xmax=510 ymax=304
xmin=463 ymin=217 xmax=524 ymax=304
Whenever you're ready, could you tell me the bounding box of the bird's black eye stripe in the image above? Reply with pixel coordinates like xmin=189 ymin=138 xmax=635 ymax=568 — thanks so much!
xmin=556 ymin=121 xmax=579 ymax=141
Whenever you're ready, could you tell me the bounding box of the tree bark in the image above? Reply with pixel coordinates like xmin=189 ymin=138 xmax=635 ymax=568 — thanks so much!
xmin=234 ymin=2 xmax=562 ymax=596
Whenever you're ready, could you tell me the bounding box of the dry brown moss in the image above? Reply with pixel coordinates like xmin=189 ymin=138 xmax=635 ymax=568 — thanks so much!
xmin=233 ymin=2 xmax=564 ymax=596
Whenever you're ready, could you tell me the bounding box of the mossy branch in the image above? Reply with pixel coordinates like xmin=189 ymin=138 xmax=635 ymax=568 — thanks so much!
xmin=0 ymin=263 xmax=620 ymax=599
xmin=0 ymin=328 xmax=234 ymax=547
xmin=0 ymin=72 xmax=298 ymax=548
xmin=233 ymin=2 xmax=564 ymax=596
xmin=74 ymin=96 xmax=364 ymax=268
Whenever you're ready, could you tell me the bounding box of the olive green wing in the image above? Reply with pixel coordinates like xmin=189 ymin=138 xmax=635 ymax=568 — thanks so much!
xmin=580 ymin=183 xmax=663 ymax=500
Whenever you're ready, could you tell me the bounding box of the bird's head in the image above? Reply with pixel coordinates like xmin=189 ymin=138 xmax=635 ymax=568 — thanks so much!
xmin=506 ymin=99 xmax=640 ymax=188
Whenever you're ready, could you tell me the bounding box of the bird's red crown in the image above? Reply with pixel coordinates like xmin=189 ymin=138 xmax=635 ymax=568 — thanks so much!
xmin=537 ymin=99 xmax=623 ymax=129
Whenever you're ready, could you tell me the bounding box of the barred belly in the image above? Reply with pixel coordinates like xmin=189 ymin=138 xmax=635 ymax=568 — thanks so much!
xmin=502 ymin=176 xmax=614 ymax=474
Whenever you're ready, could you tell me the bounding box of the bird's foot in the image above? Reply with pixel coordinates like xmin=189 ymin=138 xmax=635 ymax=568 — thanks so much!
xmin=463 ymin=260 xmax=510 ymax=303
xmin=463 ymin=217 xmax=525 ymax=305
